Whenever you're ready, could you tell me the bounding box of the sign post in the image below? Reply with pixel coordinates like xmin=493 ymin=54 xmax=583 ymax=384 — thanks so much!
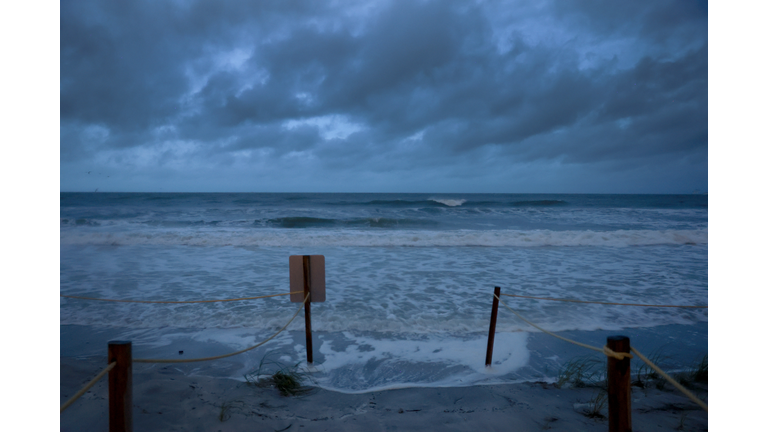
xmin=485 ymin=287 xmax=501 ymax=367
xmin=302 ymin=256 xmax=313 ymax=363
xmin=290 ymin=255 xmax=325 ymax=363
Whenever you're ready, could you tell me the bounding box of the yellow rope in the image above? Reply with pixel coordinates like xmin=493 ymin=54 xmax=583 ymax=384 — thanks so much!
xmin=494 ymin=294 xmax=706 ymax=412
xmin=60 ymin=291 xmax=302 ymax=304
xmin=495 ymin=294 xmax=623 ymax=357
xmin=60 ymin=362 xmax=116 ymax=413
xmin=631 ymin=347 xmax=708 ymax=412
xmin=500 ymin=293 xmax=707 ymax=308
xmin=134 ymin=293 xmax=309 ymax=363
xmin=603 ymin=345 xmax=633 ymax=360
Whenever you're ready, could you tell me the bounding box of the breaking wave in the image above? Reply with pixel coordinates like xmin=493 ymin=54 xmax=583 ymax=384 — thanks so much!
xmin=355 ymin=199 xmax=467 ymax=208
xmin=264 ymin=217 xmax=439 ymax=228
xmin=510 ymin=200 xmax=567 ymax=207
xmin=428 ymin=198 xmax=466 ymax=207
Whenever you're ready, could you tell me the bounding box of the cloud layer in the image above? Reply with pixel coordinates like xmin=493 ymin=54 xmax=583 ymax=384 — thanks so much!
xmin=60 ymin=0 xmax=708 ymax=193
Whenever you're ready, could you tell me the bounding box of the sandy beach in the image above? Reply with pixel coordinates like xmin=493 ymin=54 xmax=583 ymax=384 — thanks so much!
xmin=60 ymin=355 xmax=707 ymax=431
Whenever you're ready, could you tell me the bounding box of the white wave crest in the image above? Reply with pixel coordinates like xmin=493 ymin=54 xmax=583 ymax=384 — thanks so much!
xmin=429 ymin=198 xmax=466 ymax=206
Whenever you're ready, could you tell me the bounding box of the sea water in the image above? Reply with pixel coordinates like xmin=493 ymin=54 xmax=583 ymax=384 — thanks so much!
xmin=60 ymin=193 xmax=708 ymax=392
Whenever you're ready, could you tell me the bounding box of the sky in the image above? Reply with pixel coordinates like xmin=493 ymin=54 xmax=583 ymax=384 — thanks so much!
xmin=59 ymin=0 xmax=708 ymax=193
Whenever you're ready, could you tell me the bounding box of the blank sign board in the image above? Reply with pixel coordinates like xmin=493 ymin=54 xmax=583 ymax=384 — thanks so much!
xmin=289 ymin=255 xmax=326 ymax=302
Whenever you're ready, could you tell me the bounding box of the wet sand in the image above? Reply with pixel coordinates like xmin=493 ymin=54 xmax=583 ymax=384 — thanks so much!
xmin=60 ymin=356 xmax=707 ymax=431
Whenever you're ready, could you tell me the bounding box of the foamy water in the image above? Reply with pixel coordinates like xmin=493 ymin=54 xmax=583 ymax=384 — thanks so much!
xmin=60 ymin=193 xmax=708 ymax=391
xmin=60 ymin=228 xmax=707 ymax=247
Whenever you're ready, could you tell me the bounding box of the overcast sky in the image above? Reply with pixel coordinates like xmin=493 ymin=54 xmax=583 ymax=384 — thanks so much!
xmin=60 ymin=0 xmax=708 ymax=193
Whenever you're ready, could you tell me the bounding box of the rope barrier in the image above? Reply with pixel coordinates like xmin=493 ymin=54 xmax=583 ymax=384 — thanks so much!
xmin=631 ymin=346 xmax=708 ymax=412
xmin=494 ymin=294 xmax=625 ymax=358
xmin=60 ymin=291 xmax=303 ymax=304
xmin=60 ymin=362 xmax=116 ymax=413
xmin=494 ymin=293 xmax=707 ymax=412
xmin=499 ymin=293 xmax=707 ymax=308
xmin=133 ymin=293 xmax=309 ymax=364
xmin=603 ymin=345 xmax=633 ymax=361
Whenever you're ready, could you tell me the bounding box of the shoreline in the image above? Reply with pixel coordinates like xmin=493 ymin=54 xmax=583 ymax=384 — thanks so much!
xmin=60 ymin=356 xmax=707 ymax=431
xmin=60 ymin=322 xmax=708 ymax=393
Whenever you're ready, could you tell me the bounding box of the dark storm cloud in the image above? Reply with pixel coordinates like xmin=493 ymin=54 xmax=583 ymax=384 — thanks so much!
xmin=60 ymin=0 xmax=707 ymax=192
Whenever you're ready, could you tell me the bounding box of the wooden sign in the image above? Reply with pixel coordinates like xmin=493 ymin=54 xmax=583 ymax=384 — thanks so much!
xmin=289 ymin=255 xmax=326 ymax=302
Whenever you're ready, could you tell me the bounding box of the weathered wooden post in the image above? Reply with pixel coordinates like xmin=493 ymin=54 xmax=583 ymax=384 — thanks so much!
xmin=108 ymin=341 xmax=132 ymax=432
xmin=485 ymin=286 xmax=501 ymax=366
xmin=607 ymin=335 xmax=632 ymax=432
xmin=290 ymin=255 xmax=325 ymax=364
xmin=302 ymin=255 xmax=313 ymax=364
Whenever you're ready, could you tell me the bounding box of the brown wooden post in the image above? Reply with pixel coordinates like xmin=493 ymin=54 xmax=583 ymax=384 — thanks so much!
xmin=108 ymin=341 xmax=132 ymax=432
xmin=607 ymin=335 xmax=631 ymax=432
xmin=302 ymin=255 xmax=313 ymax=364
xmin=485 ymin=286 xmax=501 ymax=367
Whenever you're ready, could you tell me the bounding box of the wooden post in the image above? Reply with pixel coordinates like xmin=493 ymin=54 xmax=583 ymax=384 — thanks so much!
xmin=607 ymin=335 xmax=631 ymax=432
xmin=302 ymin=255 xmax=313 ymax=364
xmin=108 ymin=341 xmax=132 ymax=432
xmin=485 ymin=287 xmax=501 ymax=367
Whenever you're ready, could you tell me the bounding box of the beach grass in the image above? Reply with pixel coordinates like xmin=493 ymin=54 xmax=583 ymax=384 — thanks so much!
xmin=629 ymin=348 xmax=707 ymax=393
xmin=633 ymin=347 xmax=673 ymax=390
xmin=555 ymin=355 xmax=616 ymax=421
xmin=674 ymin=354 xmax=707 ymax=388
xmin=583 ymin=389 xmax=608 ymax=419
xmin=556 ymin=355 xmax=604 ymax=389
xmin=218 ymin=400 xmax=245 ymax=422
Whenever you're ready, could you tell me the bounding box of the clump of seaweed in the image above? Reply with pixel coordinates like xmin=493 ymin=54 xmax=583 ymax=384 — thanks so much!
xmin=244 ymin=353 xmax=314 ymax=397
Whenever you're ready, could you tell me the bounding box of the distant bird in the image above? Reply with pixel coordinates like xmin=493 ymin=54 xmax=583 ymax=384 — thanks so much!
xmin=87 ymin=171 xmax=91 ymax=174
xmin=94 ymin=188 xmax=98 ymax=192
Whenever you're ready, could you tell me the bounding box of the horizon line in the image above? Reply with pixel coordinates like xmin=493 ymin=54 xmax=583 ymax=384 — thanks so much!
xmin=59 ymin=191 xmax=708 ymax=195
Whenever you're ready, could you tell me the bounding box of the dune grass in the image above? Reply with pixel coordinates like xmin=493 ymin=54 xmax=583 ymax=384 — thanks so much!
xmin=557 ymin=348 xmax=707 ymax=420
xmin=632 ymin=347 xmax=672 ymax=390
xmin=631 ymin=348 xmax=707 ymax=392
xmin=583 ymin=389 xmax=607 ymax=419
xmin=218 ymin=400 xmax=245 ymax=422
xmin=556 ymin=355 xmax=604 ymax=389
xmin=675 ymin=354 xmax=707 ymax=387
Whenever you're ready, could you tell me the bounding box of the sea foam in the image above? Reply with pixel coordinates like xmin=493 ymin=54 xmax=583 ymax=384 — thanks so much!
xmin=60 ymin=228 xmax=708 ymax=247
xmin=429 ymin=198 xmax=467 ymax=207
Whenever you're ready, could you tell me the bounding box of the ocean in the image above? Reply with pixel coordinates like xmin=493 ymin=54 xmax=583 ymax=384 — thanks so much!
xmin=60 ymin=193 xmax=708 ymax=392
